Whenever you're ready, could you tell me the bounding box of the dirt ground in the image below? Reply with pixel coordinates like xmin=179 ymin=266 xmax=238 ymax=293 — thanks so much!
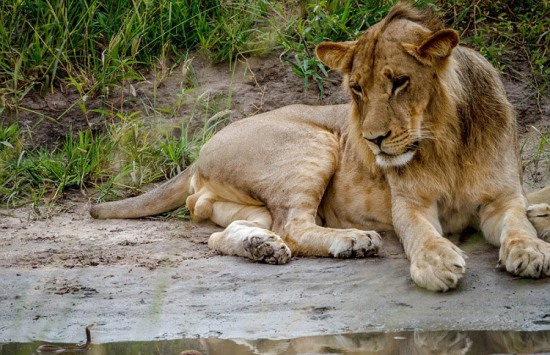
xmin=1 ymin=52 xmax=549 ymax=350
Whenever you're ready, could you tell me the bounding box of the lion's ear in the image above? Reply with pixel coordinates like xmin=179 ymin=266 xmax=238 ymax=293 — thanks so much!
xmin=402 ymin=29 xmax=459 ymax=66
xmin=316 ymin=41 xmax=356 ymax=74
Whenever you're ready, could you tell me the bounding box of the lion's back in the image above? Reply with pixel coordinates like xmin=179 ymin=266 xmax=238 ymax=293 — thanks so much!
xmin=194 ymin=104 xmax=349 ymax=203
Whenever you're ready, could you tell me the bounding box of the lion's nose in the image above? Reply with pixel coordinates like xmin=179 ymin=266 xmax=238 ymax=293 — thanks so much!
xmin=364 ymin=130 xmax=391 ymax=148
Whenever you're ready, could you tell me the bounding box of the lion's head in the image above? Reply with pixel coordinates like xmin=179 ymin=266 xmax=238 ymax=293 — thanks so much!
xmin=316 ymin=4 xmax=460 ymax=168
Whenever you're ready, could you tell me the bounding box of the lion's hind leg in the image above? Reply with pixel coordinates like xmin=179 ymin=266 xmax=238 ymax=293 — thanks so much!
xmin=481 ymin=195 xmax=550 ymax=278
xmin=207 ymin=202 xmax=292 ymax=265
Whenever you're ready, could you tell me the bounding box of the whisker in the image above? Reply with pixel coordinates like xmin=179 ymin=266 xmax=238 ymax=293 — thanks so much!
xmin=408 ymin=128 xmax=442 ymax=141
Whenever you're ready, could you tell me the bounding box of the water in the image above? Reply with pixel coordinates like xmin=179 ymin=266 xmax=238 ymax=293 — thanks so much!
xmin=2 ymin=330 xmax=550 ymax=354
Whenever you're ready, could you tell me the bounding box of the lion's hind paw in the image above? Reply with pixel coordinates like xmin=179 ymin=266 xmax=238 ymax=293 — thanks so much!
xmin=527 ymin=203 xmax=550 ymax=242
xmin=243 ymin=234 xmax=292 ymax=265
xmin=499 ymin=237 xmax=550 ymax=278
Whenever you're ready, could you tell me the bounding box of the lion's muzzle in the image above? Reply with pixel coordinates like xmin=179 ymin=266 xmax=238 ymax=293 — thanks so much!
xmin=364 ymin=130 xmax=392 ymax=148
xmin=363 ymin=130 xmax=419 ymax=168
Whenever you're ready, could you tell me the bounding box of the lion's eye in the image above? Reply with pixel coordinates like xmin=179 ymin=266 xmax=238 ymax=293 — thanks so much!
xmin=350 ymin=84 xmax=362 ymax=96
xmin=392 ymin=76 xmax=409 ymax=95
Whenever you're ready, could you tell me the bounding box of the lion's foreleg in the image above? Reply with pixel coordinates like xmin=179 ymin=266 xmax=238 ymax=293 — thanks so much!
xmin=276 ymin=212 xmax=382 ymax=258
xmin=392 ymin=196 xmax=466 ymax=292
xmin=480 ymin=194 xmax=550 ymax=277
xmin=207 ymin=202 xmax=291 ymax=265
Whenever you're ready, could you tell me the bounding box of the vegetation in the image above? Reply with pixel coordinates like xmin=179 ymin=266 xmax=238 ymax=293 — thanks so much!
xmin=0 ymin=0 xmax=548 ymax=210
xmin=442 ymin=1 xmax=549 ymax=95
xmin=0 ymin=94 xmax=227 ymax=211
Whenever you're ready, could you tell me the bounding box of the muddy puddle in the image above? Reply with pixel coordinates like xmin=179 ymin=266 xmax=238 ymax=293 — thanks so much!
xmin=3 ymin=330 xmax=550 ymax=354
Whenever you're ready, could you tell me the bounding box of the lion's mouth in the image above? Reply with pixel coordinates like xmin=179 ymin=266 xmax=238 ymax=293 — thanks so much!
xmin=406 ymin=141 xmax=419 ymax=152
xmin=375 ymin=141 xmax=419 ymax=168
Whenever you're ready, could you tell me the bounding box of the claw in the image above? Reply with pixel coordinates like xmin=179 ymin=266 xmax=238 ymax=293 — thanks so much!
xmin=515 ymin=261 xmax=524 ymax=274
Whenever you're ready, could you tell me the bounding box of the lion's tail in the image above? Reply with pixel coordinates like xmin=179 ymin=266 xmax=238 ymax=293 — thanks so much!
xmin=89 ymin=164 xmax=195 ymax=219
xmin=526 ymin=185 xmax=550 ymax=205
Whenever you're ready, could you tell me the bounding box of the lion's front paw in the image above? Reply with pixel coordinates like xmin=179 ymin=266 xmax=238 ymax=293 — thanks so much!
xmin=243 ymin=234 xmax=292 ymax=265
xmin=499 ymin=237 xmax=550 ymax=278
xmin=527 ymin=203 xmax=550 ymax=242
xmin=329 ymin=230 xmax=382 ymax=258
xmin=410 ymin=239 xmax=466 ymax=292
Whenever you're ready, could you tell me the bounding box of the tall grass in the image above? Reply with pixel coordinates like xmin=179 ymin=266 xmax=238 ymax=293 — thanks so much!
xmin=0 ymin=88 xmax=229 ymax=209
xmin=521 ymin=127 xmax=550 ymax=186
xmin=0 ymin=128 xmax=110 ymax=207
xmin=0 ymin=0 xmax=281 ymax=107
xmin=280 ymin=0 xmax=397 ymax=93
xmin=438 ymin=0 xmax=549 ymax=93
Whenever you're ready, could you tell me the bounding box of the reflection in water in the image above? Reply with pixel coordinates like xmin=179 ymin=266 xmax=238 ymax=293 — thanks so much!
xmin=35 ymin=324 xmax=93 ymax=354
xmin=1 ymin=330 xmax=550 ymax=354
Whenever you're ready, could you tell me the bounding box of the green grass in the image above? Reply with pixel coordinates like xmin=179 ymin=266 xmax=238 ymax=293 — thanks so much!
xmin=0 ymin=0 xmax=548 ymax=210
xmin=521 ymin=126 xmax=550 ymax=186
xmin=0 ymin=0 xmax=281 ymax=109
xmin=438 ymin=0 xmax=549 ymax=95
xmin=279 ymin=0 xmax=395 ymax=93
xmin=0 ymin=100 xmax=228 ymax=210
xmin=0 ymin=127 xmax=108 ymax=209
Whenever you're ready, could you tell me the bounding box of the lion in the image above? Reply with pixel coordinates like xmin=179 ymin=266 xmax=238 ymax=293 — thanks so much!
xmin=90 ymin=3 xmax=550 ymax=291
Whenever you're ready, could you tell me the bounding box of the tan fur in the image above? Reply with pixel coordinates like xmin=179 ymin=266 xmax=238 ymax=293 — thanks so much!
xmin=90 ymin=4 xmax=550 ymax=291
xmin=527 ymin=203 xmax=550 ymax=242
